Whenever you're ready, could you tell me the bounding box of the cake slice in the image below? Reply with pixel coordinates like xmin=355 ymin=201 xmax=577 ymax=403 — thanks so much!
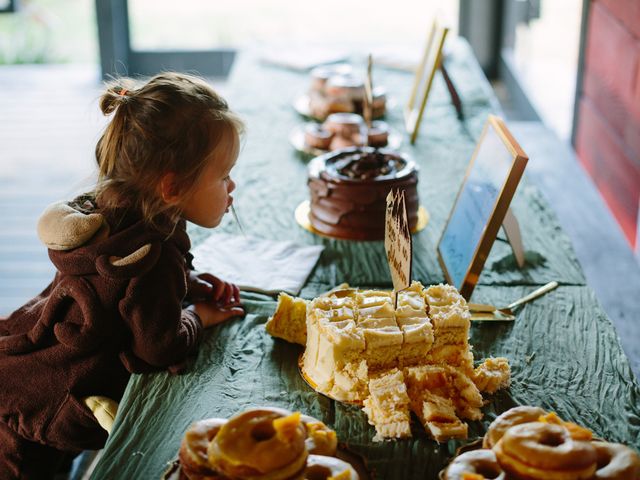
xmin=410 ymin=391 xmax=468 ymax=442
xmin=473 ymin=357 xmax=511 ymax=394
xmin=356 ymin=289 xmax=395 ymax=326
xmin=424 ymin=284 xmax=473 ymax=373
xmin=302 ymin=291 xmax=367 ymax=401
xmin=396 ymin=282 xmax=434 ymax=367
xmin=362 ymin=368 xmax=412 ymax=441
xmin=265 ymin=292 xmax=309 ymax=345
xmin=361 ymin=327 xmax=403 ymax=370
xmin=404 ymin=365 xmax=470 ymax=442
xmin=404 ymin=364 xmax=483 ymax=424
xmin=356 ymin=289 xmax=403 ymax=369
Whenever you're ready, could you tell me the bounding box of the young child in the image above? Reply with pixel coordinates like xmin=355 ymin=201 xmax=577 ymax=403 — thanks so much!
xmin=0 ymin=72 xmax=245 ymax=478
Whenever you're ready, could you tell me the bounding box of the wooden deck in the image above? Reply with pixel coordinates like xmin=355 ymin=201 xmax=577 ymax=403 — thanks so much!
xmin=0 ymin=63 xmax=638 ymax=379
xmin=0 ymin=65 xmax=103 ymax=314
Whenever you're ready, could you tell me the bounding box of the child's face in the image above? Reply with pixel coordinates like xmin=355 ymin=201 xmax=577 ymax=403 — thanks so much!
xmin=181 ymin=133 xmax=238 ymax=228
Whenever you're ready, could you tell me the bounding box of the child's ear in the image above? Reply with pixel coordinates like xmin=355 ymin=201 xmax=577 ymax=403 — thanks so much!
xmin=159 ymin=172 xmax=180 ymax=205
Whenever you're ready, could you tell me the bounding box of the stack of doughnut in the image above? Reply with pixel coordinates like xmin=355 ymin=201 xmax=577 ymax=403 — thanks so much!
xmin=443 ymin=406 xmax=640 ymax=480
xmin=308 ymin=64 xmax=386 ymax=121
xmin=304 ymin=113 xmax=390 ymax=152
xmin=178 ymin=407 xmax=359 ymax=480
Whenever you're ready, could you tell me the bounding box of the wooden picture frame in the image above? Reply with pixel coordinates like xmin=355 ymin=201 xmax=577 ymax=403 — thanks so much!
xmin=437 ymin=115 xmax=528 ymax=300
xmin=404 ymin=19 xmax=449 ymax=144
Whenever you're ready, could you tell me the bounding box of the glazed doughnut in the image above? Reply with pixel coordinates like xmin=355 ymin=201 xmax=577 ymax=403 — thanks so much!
xmin=324 ymin=113 xmax=364 ymax=138
xmin=329 ymin=134 xmax=358 ymax=151
xmin=179 ymin=418 xmax=227 ymax=479
xmin=371 ymin=87 xmax=387 ymax=118
xmin=493 ymin=422 xmax=597 ymax=480
xmin=443 ymin=449 xmax=506 ymax=480
xmin=300 ymin=416 xmax=338 ymax=457
xmin=309 ymin=64 xmax=353 ymax=93
xmin=304 ymin=124 xmax=334 ymax=150
xmin=538 ymin=412 xmax=593 ymax=441
xmin=592 ymin=441 xmax=640 ymax=480
xmin=364 ymin=121 xmax=390 ymax=148
xmin=251 ymin=408 xmax=338 ymax=456
xmin=304 ymin=454 xmax=359 ymax=480
xmin=483 ymin=406 xmax=546 ymax=448
xmin=207 ymin=408 xmax=308 ymax=480
xmin=308 ymin=92 xmax=332 ymax=120
xmin=325 ymin=75 xmax=365 ymax=101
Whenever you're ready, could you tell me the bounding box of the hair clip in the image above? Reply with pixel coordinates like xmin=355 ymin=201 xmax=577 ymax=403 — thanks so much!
xmin=119 ymin=88 xmax=128 ymax=96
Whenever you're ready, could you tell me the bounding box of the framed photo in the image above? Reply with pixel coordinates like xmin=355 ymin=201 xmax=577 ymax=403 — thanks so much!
xmin=437 ymin=115 xmax=528 ymax=300
xmin=404 ymin=19 xmax=449 ymax=144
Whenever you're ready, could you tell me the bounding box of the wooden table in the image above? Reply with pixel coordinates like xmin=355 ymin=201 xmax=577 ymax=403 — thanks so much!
xmin=90 ymin=41 xmax=640 ymax=480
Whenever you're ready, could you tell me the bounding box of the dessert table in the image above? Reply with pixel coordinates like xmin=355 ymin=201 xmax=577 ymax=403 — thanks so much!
xmin=90 ymin=40 xmax=640 ymax=479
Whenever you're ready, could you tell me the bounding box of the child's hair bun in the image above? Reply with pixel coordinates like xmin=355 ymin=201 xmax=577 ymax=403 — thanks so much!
xmin=100 ymin=80 xmax=137 ymax=115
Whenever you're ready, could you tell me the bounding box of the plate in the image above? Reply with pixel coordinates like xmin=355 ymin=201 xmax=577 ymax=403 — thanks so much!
xmin=295 ymin=200 xmax=430 ymax=240
xmin=162 ymin=447 xmax=371 ymax=480
xmin=293 ymin=94 xmax=395 ymax=121
xmin=289 ymin=124 xmax=403 ymax=157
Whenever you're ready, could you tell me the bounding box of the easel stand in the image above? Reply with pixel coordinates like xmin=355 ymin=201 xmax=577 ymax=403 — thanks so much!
xmin=502 ymin=208 xmax=526 ymax=268
xmin=439 ymin=61 xmax=464 ymax=120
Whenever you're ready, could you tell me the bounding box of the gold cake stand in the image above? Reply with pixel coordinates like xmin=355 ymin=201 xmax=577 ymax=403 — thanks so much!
xmin=294 ymin=200 xmax=429 ymax=240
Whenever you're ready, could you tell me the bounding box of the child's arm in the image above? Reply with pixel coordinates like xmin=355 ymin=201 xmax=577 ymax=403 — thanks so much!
xmin=186 ymin=271 xmax=240 ymax=305
xmin=186 ymin=271 xmax=244 ymax=327
xmin=188 ymin=301 xmax=244 ymax=328
xmin=118 ymin=243 xmax=204 ymax=371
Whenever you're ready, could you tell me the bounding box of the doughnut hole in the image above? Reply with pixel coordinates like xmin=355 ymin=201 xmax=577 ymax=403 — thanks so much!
xmin=251 ymin=421 xmax=276 ymax=442
xmin=306 ymin=464 xmax=334 ymax=480
xmin=474 ymin=464 xmax=504 ymax=478
xmin=538 ymin=429 xmax=565 ymax=447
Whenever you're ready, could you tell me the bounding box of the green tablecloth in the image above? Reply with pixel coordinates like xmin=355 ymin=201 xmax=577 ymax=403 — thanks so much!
xmin=91 ymin=41 xmax=640 ymax=480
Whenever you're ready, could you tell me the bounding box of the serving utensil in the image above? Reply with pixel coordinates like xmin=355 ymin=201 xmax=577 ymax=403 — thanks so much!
xmin=469 ymin=281 xmax=558 ymax=321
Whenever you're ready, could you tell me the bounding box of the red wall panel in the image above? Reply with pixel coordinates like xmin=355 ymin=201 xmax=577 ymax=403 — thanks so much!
xmin=583 ymin=71 xmax=640 ymax=166
xmin=576 ymin=98 xmax=640 ymax=247
xmin=599 ymin=0 xmax=640 ymax=40
xmin=584 ymin=3 xmax=640 ymax=126
xmin=577 ymin=0 xmax=640 ymax=248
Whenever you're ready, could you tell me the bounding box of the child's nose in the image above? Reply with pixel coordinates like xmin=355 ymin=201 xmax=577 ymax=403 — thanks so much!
xmin=228 ymin=178 xmax=236 ymax=193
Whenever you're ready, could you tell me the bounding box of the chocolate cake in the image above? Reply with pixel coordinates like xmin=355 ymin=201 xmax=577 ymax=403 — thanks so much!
xmin=308 ymin=147 xmax=419 ymax=240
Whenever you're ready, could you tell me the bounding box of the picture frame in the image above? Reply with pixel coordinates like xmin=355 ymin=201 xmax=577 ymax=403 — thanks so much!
xmin=437 ymin=115 xmax=529 ymax=300
xmin=404 ymin=19 xmax=449 ymax=144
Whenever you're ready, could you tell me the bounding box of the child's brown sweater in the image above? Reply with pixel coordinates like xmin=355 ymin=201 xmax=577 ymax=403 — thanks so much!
xmin=0 ymin=197 xmax=203 ymax=451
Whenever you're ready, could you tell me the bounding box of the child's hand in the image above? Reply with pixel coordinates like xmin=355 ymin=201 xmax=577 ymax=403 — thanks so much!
xmin=190 ymin=301 xmax=244 ymax=328
xmin=188 ymin=271 xmax=240 ymax=305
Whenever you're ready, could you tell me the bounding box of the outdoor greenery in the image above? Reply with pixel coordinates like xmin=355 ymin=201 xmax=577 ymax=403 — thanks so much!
xmin=0 ymin=0 xmax=96 ymax=64
xmin=0 ymin=0 xmax=458 ymax=65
